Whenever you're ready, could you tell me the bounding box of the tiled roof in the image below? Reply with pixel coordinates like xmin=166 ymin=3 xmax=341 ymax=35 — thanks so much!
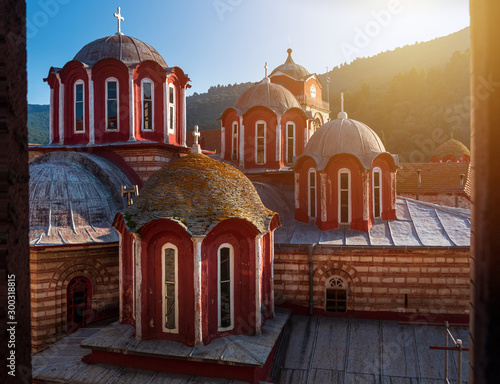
xmin=29 ymin=152 xmax=133 ymax=246
xmin=433 ymin=138 xmax=470 ymax=161
xmin=255 ymin=182 xmax=470 ymax=247
xmin=397 ymin=162 xmax=470 ymax=195
xmin=121 ymin=154 xmax=276 ymax=235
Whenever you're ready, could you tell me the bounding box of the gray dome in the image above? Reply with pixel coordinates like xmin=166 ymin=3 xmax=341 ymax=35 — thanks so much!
xmin=29 ymin=152 xmax=134 ymax=246
xmin=270 ymin=49 xmax=310 ymax=80
xmin=234 ymin=77 xmax=301 ymax=116
xmin=74 ymin=34 xmax=167 ymax=67
xmin=301 ymin=116 xmax=388 ymax=170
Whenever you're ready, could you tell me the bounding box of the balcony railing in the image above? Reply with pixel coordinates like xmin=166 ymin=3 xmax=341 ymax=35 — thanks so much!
xmin=296 ymin=95 xmax=330 ymax=111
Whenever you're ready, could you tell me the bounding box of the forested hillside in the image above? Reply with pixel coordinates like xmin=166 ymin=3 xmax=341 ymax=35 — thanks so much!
xmin=28 ymin=104 xmax=49 ymax=145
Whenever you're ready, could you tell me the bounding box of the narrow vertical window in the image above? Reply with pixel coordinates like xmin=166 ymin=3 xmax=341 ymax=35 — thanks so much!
xmin=74 ymin=81 xmax=84 ymax=132
xmin=339 ymin=169 xmax=350 ymax=224
xmin=256 ymin=121 xmax=266 ymax=164
xmin=286 ymin=122 xmax=295 ymax=164
xmin=373 ymin=168 xmax=382 ymax=218
xmin=142 ymin=79 xmax=153 ymax=131
xmin=232 ymin=122 xmax=238 ymax=160
xmin=325 ymin=276 xmax=347 ymax=313
xmin=218 ymin=244 xmax=233 ymax=331
xmin=168 ymin=84 xmax=175 ymax=132
xmin=162 ymin=244 xmax=178 ymax=333
xmin=308 ymin=169 xmax=316 ymax=218
xmin=106 ymin=78 xmax=119 ymax=131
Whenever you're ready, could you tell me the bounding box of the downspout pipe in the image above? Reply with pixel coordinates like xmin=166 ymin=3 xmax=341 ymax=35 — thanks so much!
xmin=308 ymin=243 xmax=316 ymax=316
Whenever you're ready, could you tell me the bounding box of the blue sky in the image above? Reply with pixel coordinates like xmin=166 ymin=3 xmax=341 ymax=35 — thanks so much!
xmin=27 ymin=0 xmax=470 ymax=105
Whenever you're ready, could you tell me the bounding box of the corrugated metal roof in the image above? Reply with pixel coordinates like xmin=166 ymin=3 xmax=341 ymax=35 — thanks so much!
xmin=255 ymin=181 xmax=470 ymax=247
xmin=29 ymin=152 xmax=133 ymax=246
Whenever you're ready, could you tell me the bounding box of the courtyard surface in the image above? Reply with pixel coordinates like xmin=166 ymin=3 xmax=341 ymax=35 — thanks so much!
xmin=32 ymin=315 xmax=469 ymax=384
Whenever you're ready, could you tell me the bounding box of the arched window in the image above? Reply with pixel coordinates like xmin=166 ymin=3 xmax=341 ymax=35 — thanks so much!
xmin=218 ymin=244 xmax=234 ymax=331
xmin=232 ymin=121 xmax=238 ymax=160
xmin=255 ymin=121 xmax=266 ymax=164
xmin=67 ymin=276 xmax=92 ymax=332
xmin=162 ymin=243 xmax=178 ymax=333
xmin=286 ymin=122 xmax=296 ymax=164
xmin=105 ymin=78 xmax=119 ymax=131
xmin=141 ymin=79 xmax=154 ymax=131
xmin=308 ymin=169 xmax=316 ymax=218
xmin=338 ymin=168 xmax=351 ymax=224
xmin=373 ymin=167 xmax=382 ymax=218
xmin=168 ymin=84 xmax=175 ymax=132
xmin=74 ymin=80 xmax=85 ymax=133
xmin=325 ymin=276 xmax=347 ymax=313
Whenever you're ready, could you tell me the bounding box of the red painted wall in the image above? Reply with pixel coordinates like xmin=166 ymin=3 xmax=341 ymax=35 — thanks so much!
xmin=280 ymin=109 xmax=308 ymax=166
xmin=270 ymin=74 xmax=303 ymax=97
xmin=220 ymin=109 xmax=239 ymax=162
xmin=242 ymin=107 xmax=279 ymax=169
xmin=372 ymin=155 xmax=398 ymax=221
xmin=294 ymin=156 xmax=317 ymax=223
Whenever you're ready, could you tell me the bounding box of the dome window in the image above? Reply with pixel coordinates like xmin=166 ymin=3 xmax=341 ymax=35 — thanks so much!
xmin=256 ymin=121 xmax=266 ymax=164
xmin=74 ymin=80 xmax=85 ymax=133
xmin=308 ymin=169 xmax=317 ymax=219
xmin=162 ymin=243 xmax=178 ymax=333
xmin=141 ymin=79 xmax=154 ymax=131
xmin=232 ymin=122 xmax=238 ymax=160
xmin=286 ymin=122 xmax=296 ymax=164
xmin=218 ymin=244 xmax=234 ymax=331
xmin=373 ymin=168 xmax=382 ymax=218
xmin=338 ymin=169 xmax=351 ymax=224
xmin=105 ymin=78 xmax=119 ymax=131
xmin=168 ymin=84 xmax=175 ymax=132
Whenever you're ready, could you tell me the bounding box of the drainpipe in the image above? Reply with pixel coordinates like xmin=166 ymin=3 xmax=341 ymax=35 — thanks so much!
xmin=308 ymin=244 xmax=317 ymax=316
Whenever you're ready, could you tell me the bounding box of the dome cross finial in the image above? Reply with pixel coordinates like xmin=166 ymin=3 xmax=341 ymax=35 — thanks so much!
xmin=114 ymin=7 xmax=124 ymax=35
xmin=337 ymin=92 xmax=348 ymax=119
xmin=264 ymin=62 xmax=268 ymax=78
xmin=192 ymin=125 xmax=202 ymax=154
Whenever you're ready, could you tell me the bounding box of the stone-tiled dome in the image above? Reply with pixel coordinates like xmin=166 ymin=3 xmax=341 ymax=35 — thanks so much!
xmin=301 ymin=115 xmax=392 ymax=169
xmin=29 ymin=152 xmax=133 ymax=246
xmin=234 ymin=77 xmax=301 ymax=116
xmin=433 ymin=137 xmax=471 ymax=161
xmin=74 ymin=34 xmax=167 ymax=67
xmin=121 ymin=154 xmax=276 ymax=235
xmin=270 ymin=48 xmax=310 ymax=80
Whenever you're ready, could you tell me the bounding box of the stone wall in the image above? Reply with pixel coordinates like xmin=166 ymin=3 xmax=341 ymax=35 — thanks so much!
xmin=274 ymin=245 xmax=470 ymax=317
xmin=30 ymin=243 xmax=119 ymax=353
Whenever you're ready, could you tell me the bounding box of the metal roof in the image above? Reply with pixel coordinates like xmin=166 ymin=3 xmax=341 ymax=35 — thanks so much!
xmin=29 ymin=152 xmax=133 ymax=246
xmin=233 ymin=77 xmax=302 ymax=116
xmin=300 ymin=116 xmax=397 ymax=170
xmin=254 ymin=182 xmax=470 ymax=247
xmin=270 ymin=48 xmax=310 ymax=80
xmin=73 ymin=34 xmax=167 ymax=67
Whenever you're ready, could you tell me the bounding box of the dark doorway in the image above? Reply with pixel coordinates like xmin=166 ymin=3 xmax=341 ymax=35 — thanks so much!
xmin=67 ymin=277 xmax=92 ymax=332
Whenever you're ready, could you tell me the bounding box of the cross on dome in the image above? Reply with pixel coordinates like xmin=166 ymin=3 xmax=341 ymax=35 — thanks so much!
xmin=338 ymin=92 xmax=348 ymax=120
xmin=114 ymin=7 xmax=124 ymax=35
xmin=264 ymin=62 xmax=268 ymax=78
xmin=191 ymin=125 xmax=202 ymax=154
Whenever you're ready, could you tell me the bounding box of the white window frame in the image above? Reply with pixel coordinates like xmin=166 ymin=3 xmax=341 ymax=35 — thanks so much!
xmin=161 ymin=243 xmax=178 ymax=334
xmin=141 ymin=78 xmax=154 ymax=132
xmin=286 ymin=122 xmax=296 ymax=164
xmin=255 ymin=120 xmax=266 ymax=165
xmin=74 ymin=80 xmax=85 ymax=133
xmin=373 ymin=167 xmax=382 ymax=218
xmin=105 ymin=77 xmax=119 ymax=131
xmin=218 ymin=243 xmax=234 ymax=332
xmin=232 ymin=121 xmax=238 ymax=159
xmin=338 ymin=168 xmax=351 ymax=224
xmin=308 ymin=168 xmax=316 ymax=218
xmin=168 ymin=84 xmax=175 ymax=133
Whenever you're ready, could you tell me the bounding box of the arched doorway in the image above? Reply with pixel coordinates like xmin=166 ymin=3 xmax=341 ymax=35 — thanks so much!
xmin=67 ymin=277 xmax=92 ymax=332
xmin=325 ymin=276 xmax=347 ymax=313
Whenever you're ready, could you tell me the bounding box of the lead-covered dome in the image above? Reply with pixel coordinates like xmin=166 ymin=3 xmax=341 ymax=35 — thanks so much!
xmin=270 ymin=48 xmax=310 ymax=80
xmin=74 ymin=34 xmax=167 ymax=67
xmin=302 ymin=114 xmax=395 ymax=169
xmin=121 ymin=154 xmax=276 ymax=235
xmin=234 ymin=77 xmax=301 ymax=116
xmin=29 ymin=152 xmax=134 ymax=246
